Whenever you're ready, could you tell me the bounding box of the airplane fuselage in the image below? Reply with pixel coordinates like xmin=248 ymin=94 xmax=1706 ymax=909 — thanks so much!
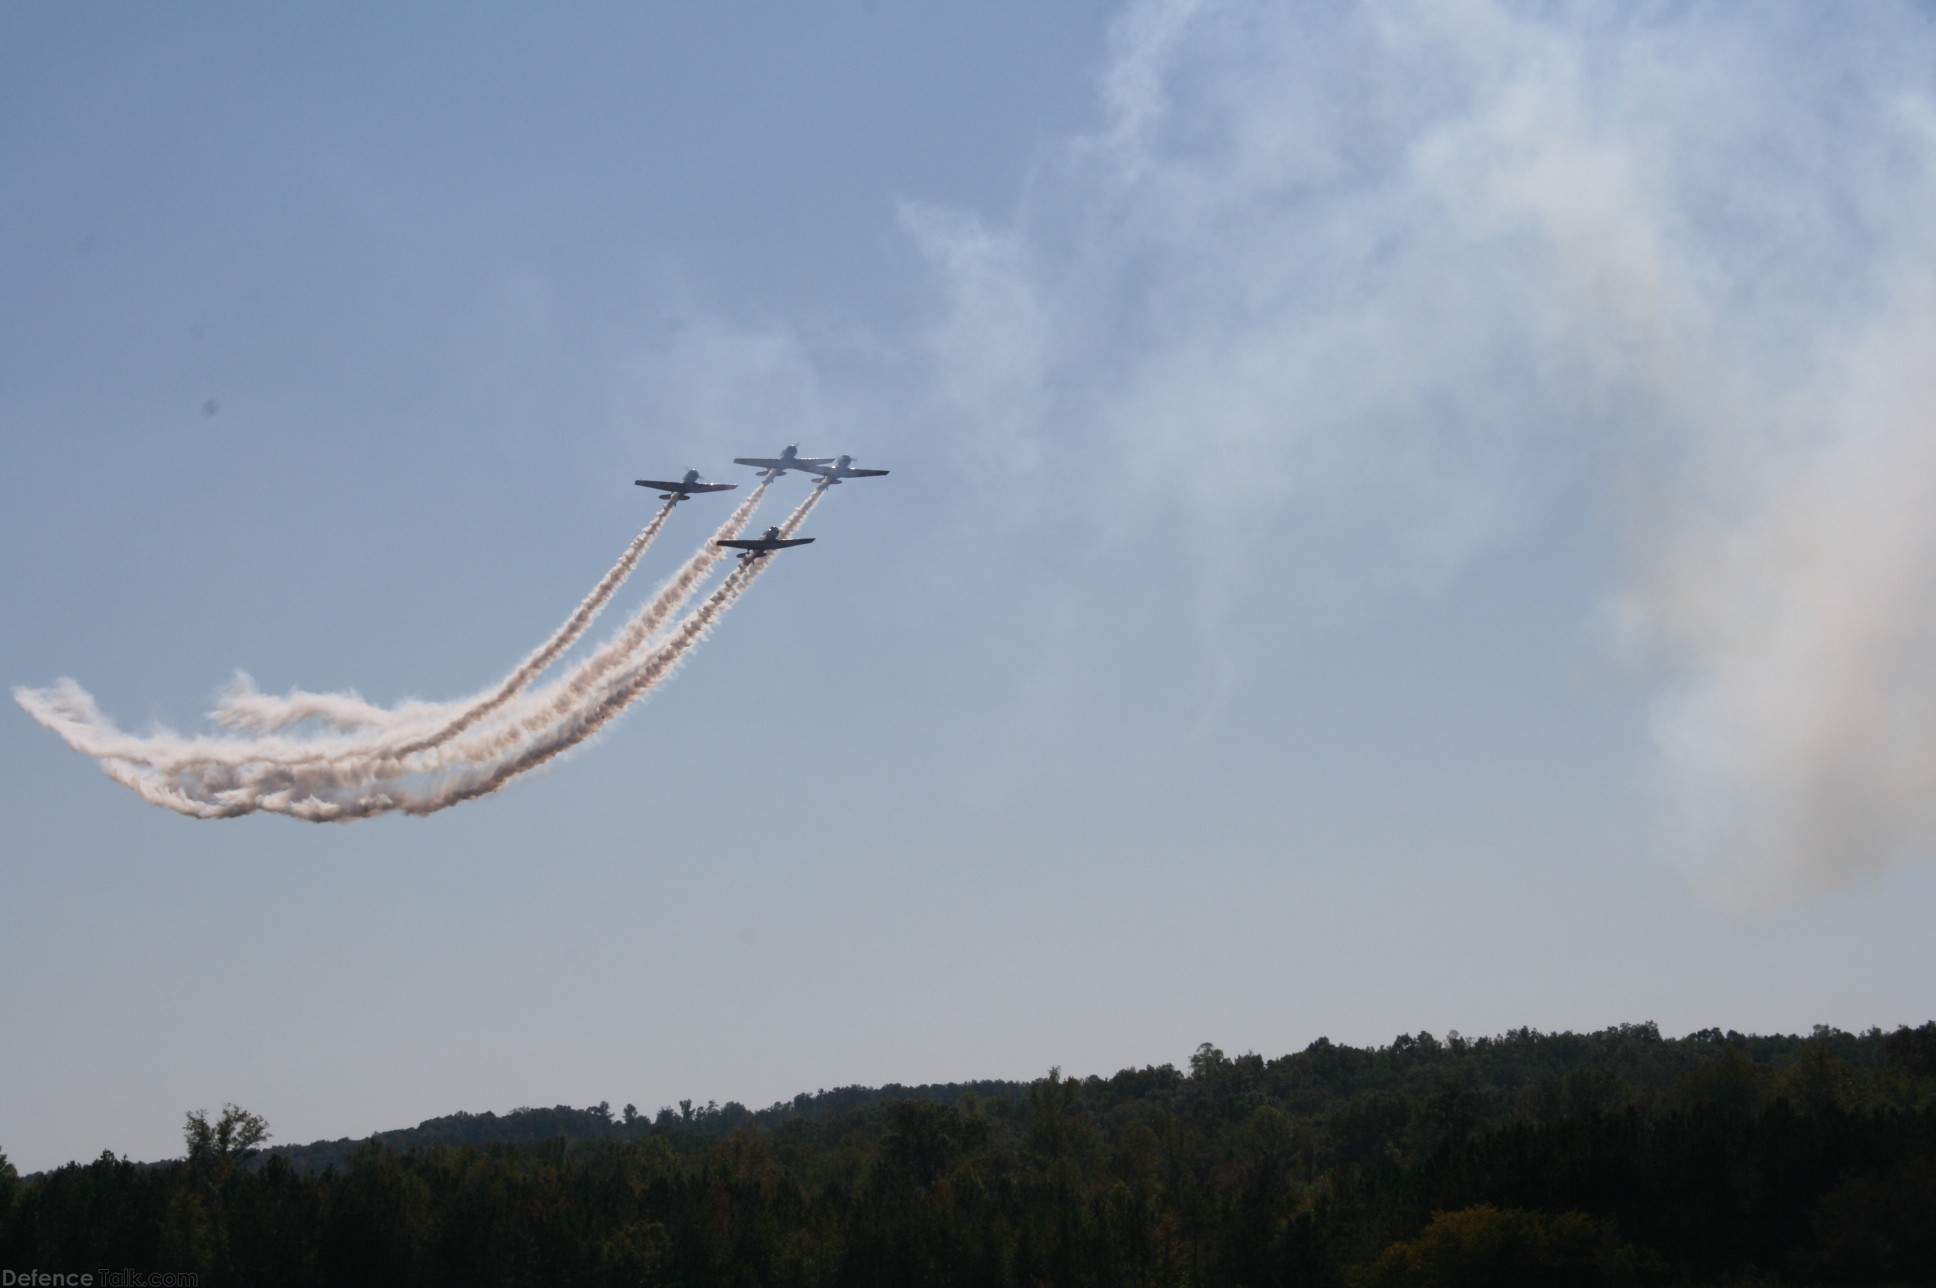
xmin=716 ymin=524 xmax=815 ymax=561
xmin=797 ymin=453 xmax=890 ymax=484
xmin=733 ymin=444 xmax=836 ymax=480
xmin=636 ymin=468 xmax=736 ymax=503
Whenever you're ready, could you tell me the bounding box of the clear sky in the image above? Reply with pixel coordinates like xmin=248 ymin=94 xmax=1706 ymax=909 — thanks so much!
xmin=6 ymin=1 xmax=1936 ymax=1173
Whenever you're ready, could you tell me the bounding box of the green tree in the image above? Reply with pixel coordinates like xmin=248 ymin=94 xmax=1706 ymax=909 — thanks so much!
xmin=185 ymin=1103 xmax=271 ymax=1169
xmin=884 ymin=1099 xmax=987 ymax=1186
xmin=1360 ymin=1206 xmax=1652 ymax=1288
xmin=167 ymin=1104 xmax=272 ymax=1280
xmin=1884 ymin=1021 xmax=1936 ymax=1081
xmin=1774 ymin=1043 xmax=1856 ymax=1114
xmin=0 ymin=1147 xmax=16 ymax=1231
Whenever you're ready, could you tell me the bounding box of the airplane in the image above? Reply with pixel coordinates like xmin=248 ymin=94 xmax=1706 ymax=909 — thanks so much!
xmin=732 ymin=444 xmax=835 ymax=481
xmin=715 ymin=526 xmax=816 ymax=563
xmin=796 ymin=454 xmax=889 ymax=484
xmin=634 ymin=469 xmax=738 ymax=503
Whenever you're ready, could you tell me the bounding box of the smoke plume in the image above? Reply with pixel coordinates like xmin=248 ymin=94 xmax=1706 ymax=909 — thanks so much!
xmin=12 ymin=480 xmax=828 ymax=820
xmin=892 ymin=0 xmax=1936 ymax=906
xmin=211 ymin=498 xmax=681 ymax=737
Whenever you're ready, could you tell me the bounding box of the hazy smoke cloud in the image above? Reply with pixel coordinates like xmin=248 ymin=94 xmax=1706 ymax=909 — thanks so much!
xmin=894 ymin=0 xmax=1936 ymax=904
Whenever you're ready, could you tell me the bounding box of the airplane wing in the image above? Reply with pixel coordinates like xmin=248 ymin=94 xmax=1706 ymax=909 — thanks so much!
xmin=733 ymin=456 xmax=834 ymax=469
xmin=635 ymin=479 xmax=736 ymax=493
xmin=715 ymin=537 xmax=816 ymax=551
xmin=796 ymin=462 xmax=890 ymax=479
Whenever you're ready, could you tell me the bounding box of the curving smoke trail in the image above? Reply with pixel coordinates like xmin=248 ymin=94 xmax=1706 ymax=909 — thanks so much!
xmin=211 ymin=498 xmax=682 ymax=737
xmin=211 ymin=680 xmax=438 ymax=736
xmin=244 ymin=477 xmax=792 ymax=791
xmin=203 ymin=479 xmax=829 ymax=819
xmin=341 ymin=484 xmax=759 ymax=764
xmin=243 ymin=555 xmax=776 ymax=821
xmin=14 ymin=484 xmax=767 ymax=777
xmin=14 ymin=478 xmax=828 ymax=821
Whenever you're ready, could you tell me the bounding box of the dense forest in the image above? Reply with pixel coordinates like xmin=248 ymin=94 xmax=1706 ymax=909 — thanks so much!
xmin=5 ymin=1022 xmax=1935 ymax=1285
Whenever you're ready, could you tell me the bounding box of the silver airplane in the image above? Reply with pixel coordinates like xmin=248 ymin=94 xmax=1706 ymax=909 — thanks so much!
xmin=715 ymin=526 xmax=816 ymax=563
xmin=732 ymin=444 xmax=835 ymax=481
xmin=634 ymin=469 xmax=738 ymax=504
xmin=796 ymin=454 xmax=889 ymax=484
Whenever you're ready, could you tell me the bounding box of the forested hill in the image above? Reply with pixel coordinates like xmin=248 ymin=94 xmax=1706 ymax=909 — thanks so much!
xmin=266 ymin=1019 xmax=1931 ymax=1173
xmin=267 ymin=1078 xmax=1032 ymax=1174
xmin=8 ymin=1021 xmax=1936 ymax=1285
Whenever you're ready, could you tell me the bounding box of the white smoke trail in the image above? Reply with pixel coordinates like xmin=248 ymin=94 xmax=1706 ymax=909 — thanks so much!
xmin=13 ymin=485 xmax=766 ymax=777
xmin=389 ymin=552 xmax=788 ymax=817
xmin=17 ymin=480 xmax=825 ymax=820
xmin=212 ymin=478 xmax=789 ymax=793
xmin=191 ymin=482 xmax=827 ymax=818
xmin=210 ymin=498 xmax=681 ymax=737
xmin=13 ymin=679 xmax=340 ymax=773
xmin=356 ymin=489 xmax=728 ymax=762
xmin=262 ymin=559 xmax=773 ymax=821
xmin=211 ymin=678 xmax=439 ymax=735
xmin=220 ymin=480 xmax=829 ymax=817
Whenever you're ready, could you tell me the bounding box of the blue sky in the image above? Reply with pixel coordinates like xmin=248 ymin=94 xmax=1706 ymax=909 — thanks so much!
xmin=6 ymin=1 xmax=1936 ymax=1172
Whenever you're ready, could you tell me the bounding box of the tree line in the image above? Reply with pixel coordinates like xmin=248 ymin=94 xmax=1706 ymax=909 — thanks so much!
xmin=4 ymin=1021 xmax=1934 ymax=1285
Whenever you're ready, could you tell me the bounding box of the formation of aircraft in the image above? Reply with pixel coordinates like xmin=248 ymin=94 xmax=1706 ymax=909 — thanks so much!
xmin=634 ymin=469 xmax=738 ymax=504
xmin=638 ymin=445 xmax=886 ymax=564
xmin=715 ymin=526 xmax=816 ymax=563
